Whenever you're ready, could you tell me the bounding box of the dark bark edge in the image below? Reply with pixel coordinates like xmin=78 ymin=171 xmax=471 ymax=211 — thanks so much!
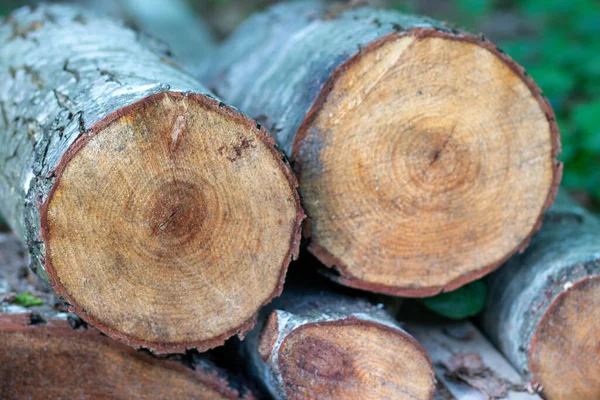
xmin=293 ymin=28 xmax=562 ymax=298
xmin=38 ymin=91 xmax=305 ymax=353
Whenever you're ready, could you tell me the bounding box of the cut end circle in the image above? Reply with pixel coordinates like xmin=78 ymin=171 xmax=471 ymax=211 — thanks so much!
xmin=529 ymin=275 xmax=600 ymax=400
xmin=41 ymin=92 xmax=302 ymax=352
xmin=294 ymin=30 xmax=561 ymax=296
xmin=277 ymin=318 xmax=435 ymax=400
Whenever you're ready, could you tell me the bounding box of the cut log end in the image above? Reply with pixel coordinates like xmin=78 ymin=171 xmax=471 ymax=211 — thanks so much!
xmin=0 ymin=314 xmax=246 ymax=399
xmin=271 ymin=317 xmax=435 ymax=400
xmin=529 ymin=275 xmax=600 ymax=400
xmin=295 ymin=30 xmax=561 ymax=296
xmin=40 ymin=92 xmax=302 ymax=352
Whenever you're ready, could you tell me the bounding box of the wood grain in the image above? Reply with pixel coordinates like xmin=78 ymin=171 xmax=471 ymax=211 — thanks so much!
xmin=202 ymin=2 xmax=561 ymax=297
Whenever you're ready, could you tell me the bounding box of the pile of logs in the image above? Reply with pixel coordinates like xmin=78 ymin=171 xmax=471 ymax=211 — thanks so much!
xmin=0 ymin=1 xmax=596 ymax=399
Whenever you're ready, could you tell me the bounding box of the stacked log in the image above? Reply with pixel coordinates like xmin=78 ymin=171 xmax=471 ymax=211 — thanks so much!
xmin=201 ymin=1 xmax=561 ymax=297
xmin=0 ymin=2 xmax=583 ymax=400
xmin=243 ymin=283 xmax=435 ymax=399
xmin=0 ymin=4 xmax=303 ymax=353
xmin=482 ymin=192 xmax=600 ymax=399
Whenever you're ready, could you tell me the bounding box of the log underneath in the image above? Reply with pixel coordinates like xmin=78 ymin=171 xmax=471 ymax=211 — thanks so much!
xmin=202 ymin=1 xmax=561 ymax=296
xmin=0 ymin=313 xmax=253 ymax=400
xmin=245 ymin=288 xmax=435 ymax=399
xmin=0 ymin=5 xmax=302 ymax=352
xmin=482 ymin=192 xmax=600 ymax=400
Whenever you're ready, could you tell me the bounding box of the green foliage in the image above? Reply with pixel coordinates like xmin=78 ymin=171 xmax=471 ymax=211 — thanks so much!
xmin=493 ymin=0 xmax=600 ymax=202
xmin=419 ymin=280 xmax=487 ymax=320
xmin=12 ymin=292 xmax=44 ymax=308
xmin=457 ymin=0 xmax=492 ymax=17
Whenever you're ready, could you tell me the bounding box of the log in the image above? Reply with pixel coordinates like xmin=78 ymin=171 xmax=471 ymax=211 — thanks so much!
xmin=0 ymin=234 xmax=255 ymax=400
xmin=86 ymin=0 xmax=215 ymax=73
xmin=481 ymin=191 xmax=600 ymax=399
xmin=243 ymin=285 xmax=436 ymax=399
xmin=0 ymin=4 xmax=303 ymax=353
xmin=201 ymin=1 xmax=562 ymax=297
xmin=405 ymin=321 xmax=541 ymax=399
xmin=0 ymin=313 xmax=256 ymax=400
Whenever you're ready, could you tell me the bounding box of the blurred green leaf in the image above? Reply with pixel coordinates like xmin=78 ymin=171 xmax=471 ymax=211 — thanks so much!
xmin=528 ymin=66 xmax=574 ymax=98
xmin=419 ymin=280 xmax=487 ymax=320
xmin=12 ymin=293 xmax=44 ymax=308
xmin=574 ymin=101 xmax=600 ymax=151
xmin=498 ymin=40 xmax=538 ymax=64
xmin=457 ymin=0 xmax=492 ymax=16
xmin=562 ymin=150 xmax=599 ymax=190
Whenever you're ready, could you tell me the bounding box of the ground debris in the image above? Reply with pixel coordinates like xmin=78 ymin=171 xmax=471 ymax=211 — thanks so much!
xmin=440 ymin=352 xmax=509 ymax=399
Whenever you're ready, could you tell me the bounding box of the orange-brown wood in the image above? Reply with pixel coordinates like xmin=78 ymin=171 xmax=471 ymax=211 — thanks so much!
xmin=529 ymin=275 xmax=600 ymax=400
xmin=296 ymin=32 xmax=560 ymax=296
xmin=0 ymin=314 xmax=251 ymax=400
xmin=275 ymin=318 xmax=435 ymax=400
xmin=40 ymin=92 xmax=303 ymax=352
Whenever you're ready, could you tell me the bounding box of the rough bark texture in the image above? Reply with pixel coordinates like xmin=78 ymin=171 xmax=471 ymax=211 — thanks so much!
xmin=201 ymin=1 xmax=561 ymax=297
xmin=482 ymin=191 xmax=600 ymax=400
xmin=0 ymin=4 xmax=303 ymax=353
xmin=406 ymin=321 xmax=541 ymax=400
xmin=243 ymin=287 xmax=435 ymax=399
xmin=87 ymin=0 xmax=215 ymax=74
xmin=0 ymin=232 xmax=255 ymax=400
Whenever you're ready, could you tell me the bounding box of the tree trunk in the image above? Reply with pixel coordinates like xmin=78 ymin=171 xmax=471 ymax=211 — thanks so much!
xmin=405 ymin=321 xmax=541 ymax=399
xmin=0 ymin=4 xmax=303 ymax=353
xmin=481 ymin=191 xmax=600 ymax=400
xmin=200 ymin=1 xmax=561 ymax=297
xmin=86 ymin=0 xmax=215 ymax=74
xmin=0 ymin=232 xmax=254 ymax=400
xmin=243 ymin=286 xmax=435 ymax=399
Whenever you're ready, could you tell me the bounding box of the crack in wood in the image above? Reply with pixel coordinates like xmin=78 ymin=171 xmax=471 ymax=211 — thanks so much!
xmin=62 ymin=60 xmax=80 ymax=82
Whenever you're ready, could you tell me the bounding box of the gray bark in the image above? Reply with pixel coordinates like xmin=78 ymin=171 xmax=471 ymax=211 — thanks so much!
xmin=481 ymin=190 xmax=600 ymax=377
xmin=86 ymin=0 xmax=215 ymax=74
xmin=199 ymin=1 xmax=446 ymax=156
xmin=243 ymin=286 xmax=424 ymax=399
xmin=0 ymin=4 xmax=211 ymax=283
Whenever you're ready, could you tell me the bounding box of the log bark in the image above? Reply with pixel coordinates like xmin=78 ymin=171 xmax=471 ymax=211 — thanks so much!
xmin=86 ymin=0 xmax=215 ymax=73
xmin=200 ymin=1 xmax=562 ymax=297
xmin=0 ymin=233 xmax=255 ymax=400
xmin=0 ymin=4 xmax=302 ymax=353
xmin=243 ymin=286 xmax=435 ymax=399
xmin=405 ymin=321 xmax=541 ymax=399
xmin=481 ymin=191 xmax=600 ymax=400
